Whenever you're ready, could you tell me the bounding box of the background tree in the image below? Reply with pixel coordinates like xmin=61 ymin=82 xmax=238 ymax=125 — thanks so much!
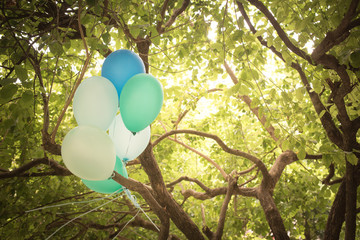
xmin=0 ymin=0 xmax=359 ymax=239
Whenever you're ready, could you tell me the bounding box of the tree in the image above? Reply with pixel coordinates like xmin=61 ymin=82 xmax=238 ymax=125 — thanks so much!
xmin=0 ymin=0 xmax=359 ymax=239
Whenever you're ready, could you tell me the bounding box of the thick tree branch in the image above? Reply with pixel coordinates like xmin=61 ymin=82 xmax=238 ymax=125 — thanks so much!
xmin=312 ymin=0 xmax=360 ymax=61
xmin=345 ymin=160 xmax=357 ymax=239
xmin=156 ymin=0 xmax=170 ymax=33
xmin=213 ymin=177 xmax=237 ymax=240
xmin=0 ymin=158 xmax=70 ymax=179
xmin=324 ymin=180 xmax=346 ymax=239
xmin=291 ymin=63 xmax=344 ymax=148
xmin=268 ymin=150 xmax=297 ymax=190
xmin=138 ymin=144 xmax=206 ymax=240
xmin=245 ymin=0 xmax=312 ymax=63
xmin=112 ymin=172 xmax=170 ymax=239
xmin=157 ymin=0 xmax=190 ymax=33
xmin=236 ymin=2 xmax=285 ymax=61
xmin=237 ymin=0 xmax=345 ymax=149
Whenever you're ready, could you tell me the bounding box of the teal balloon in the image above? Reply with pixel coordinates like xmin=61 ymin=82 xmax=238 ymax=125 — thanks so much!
xmin=73 ymin=76 xmax=118 ymax=131
xmin=120 ymin=73 xmax=163 ymax=132
xmin=82 ymin=157 xmax=128 ymax=194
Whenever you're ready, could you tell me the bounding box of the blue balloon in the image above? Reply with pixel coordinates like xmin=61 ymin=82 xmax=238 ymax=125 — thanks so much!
xmin=101 ymin=49 xmax=145 ymax=96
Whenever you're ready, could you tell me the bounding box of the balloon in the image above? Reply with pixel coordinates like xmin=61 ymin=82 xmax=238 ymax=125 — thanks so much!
xmin=82 ymin=157 xmax=128 ymax=194
xmin=108 ymin=114 xmax=150 ymax=162
xmin=73 ymin=76 xmax=118 ymax=131
xmin=120 ymin=73 xmax=163 ymax=133
xmin=61 ymin=125 xmax=116 ymax=180
xmin=101 ymin=49 xmax=145 ymax=96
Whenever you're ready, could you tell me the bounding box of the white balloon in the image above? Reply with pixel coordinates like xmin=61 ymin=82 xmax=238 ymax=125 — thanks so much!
xmin=73 ymin=76 xmax=118 ymax=131
xmin=61 ymin=125 xmax=116 ymax=180
xmin=108 ymin=114 xmax=150 ymax=161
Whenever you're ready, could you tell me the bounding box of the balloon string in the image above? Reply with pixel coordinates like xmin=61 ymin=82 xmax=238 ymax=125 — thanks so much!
xmin=25 ymin=188 xmax=124 ymax=213
xmin=45 ymin=190 xmax=124 ymax=239
xmin=111 ymin=209 xmax=140 ymax=240
xmin=124 ymin=189 xmax=160 ymax=232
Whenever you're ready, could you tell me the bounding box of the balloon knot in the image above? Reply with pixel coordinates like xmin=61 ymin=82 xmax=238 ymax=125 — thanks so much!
xmin=131 ymin=131 xmax=137 ymax=136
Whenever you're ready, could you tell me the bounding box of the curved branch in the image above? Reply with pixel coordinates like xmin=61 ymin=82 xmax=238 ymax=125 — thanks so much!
xmin=268 ymin=150 xmax=297 ymax=189
xmin=50 ymin=1 xmax=91 ymax=142
xmin=312 ymin=0 xmax=360 ymax=61
xmin=245 ymin=0 xmax=312 ymax=63
xmin=224 ymin=62 xmax=279 ymax=143
xmin=0 ymin=158 xmax=70 ymax=179
xmin=157 ymin=0 xmax=190 ymax=33
xmin=138 ymin=144 xmax=206 ymax=240
xmin=153 ymin=129 xmax=271 ymax=181
xmin=213 ymin=177 xmax=237 ymax=239
xmin=167 ymin=137 xmax=228 ymax=180
xmin=237 ymin=0 xmax=345 ymax=149
xmin=112 ymin=172 xmax=170 ymax=238
xmin=156 ymin=0 xmax=170 ymax=33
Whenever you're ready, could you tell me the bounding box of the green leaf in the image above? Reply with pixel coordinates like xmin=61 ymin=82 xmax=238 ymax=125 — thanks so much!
xmin=254 ymin=29 xmax=266 ymax=38
xmin=0 ymin=84 xmax=18 ymax=103
xmin=49 ymin=41 xmax=64 ymax=56
xmin=297 ymin=147 xmax=306 ymax=160
xmin=101 ymin=32 xmax=111 ymax=45
xmin=349 ymin=50 xmax=360 ymax=68
xmin=295 ymin=88 xmax=304 ymax=101
xmin=346 ymin=152 xmax=358 ymax=165
xmin=282 ymin=51 xmax=292 ymax=65
xmin=14 ymin=65 xmax=28 ymax=82
xmin=319 ymin=110 xmax=326 ymax=119
xmin=129 ymin=26 xmax=141 ymax=37
xmin=21 ymin=90 xmax=33 ymax=106
xmin=0 ymin=78 xmax=16 ymax=86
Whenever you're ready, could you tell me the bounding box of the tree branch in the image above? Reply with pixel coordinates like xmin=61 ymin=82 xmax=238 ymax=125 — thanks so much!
xmin=167 ymin=137 xmax=228 ymax=180
xmin=137 ymin=144 xmax=206 ymax=240
xmin=112 ymin=172 xmax=170 ymax=239
xmin=0 ymin=157 xmax=70 ymax=179
xmin=156 ymin=0 xmax=170 ymax=33
xmin=213 ymin=177 xmax=237 ymax=239
xmin=312 ymin=0 xmax=360 ymax=61
xmin=245 ymin=0 xmax=312 ymax=63
xmin=158 ymin=0 xmax=190 ymax=33
xmin=154 ymin=129 xmax=271 ymax=182
xmin=50 ymin=0 xmax=91 ymax=142
xmin=237 ymin=0 xmax=346 ymax=150
xmin=268 ymin=150 xmax=297 ymax=189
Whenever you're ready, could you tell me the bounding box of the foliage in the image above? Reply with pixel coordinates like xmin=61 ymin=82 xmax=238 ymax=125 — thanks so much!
xmin=0 ymin=0 xmax=359 ymax=239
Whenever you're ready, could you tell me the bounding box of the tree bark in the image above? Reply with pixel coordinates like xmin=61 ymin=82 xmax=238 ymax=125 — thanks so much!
xmin=345 ymin=160 xmax=357 ymax=240
xmin=324 ymin=180 xmax=346 ymax=240
xmin=139 ymin=143 xmax=206 ymax=240
xmin=257 ymin=186 xmax=290 ymax=240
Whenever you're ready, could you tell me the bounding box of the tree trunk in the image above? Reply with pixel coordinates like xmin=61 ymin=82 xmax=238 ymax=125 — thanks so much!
xmin=345 ymin=160 xmax=357 ymax=240
xmin=324 ymin=180 xmax=346 ymax=240
xmin=257 ymin=187 xmax=290 ymax=240
xmin=139 ymin=144 xmax=206 ymax=240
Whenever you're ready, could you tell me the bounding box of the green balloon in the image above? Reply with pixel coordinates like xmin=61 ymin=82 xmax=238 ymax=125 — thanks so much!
xmin=82 ymin=157 xmax=128 ymax=194
xmin=120 ymin=73 xmax=163 ymax=132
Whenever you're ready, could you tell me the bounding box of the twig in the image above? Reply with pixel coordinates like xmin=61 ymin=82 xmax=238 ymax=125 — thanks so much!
xmin=167 ymin=137 xmax=228 ymax=180
xmin=50 ymin=0 xmax=91 ymax=142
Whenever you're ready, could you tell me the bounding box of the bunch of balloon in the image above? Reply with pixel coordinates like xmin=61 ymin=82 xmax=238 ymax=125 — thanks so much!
xmin=61 ymin=49 xmax=163 ymax=195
